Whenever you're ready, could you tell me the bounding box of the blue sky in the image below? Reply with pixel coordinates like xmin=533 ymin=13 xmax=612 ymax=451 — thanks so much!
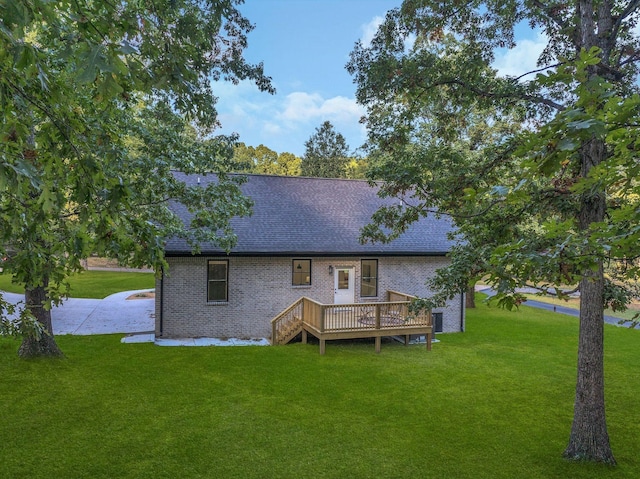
xmin=213 ymin=1 xmax=548 ymax=157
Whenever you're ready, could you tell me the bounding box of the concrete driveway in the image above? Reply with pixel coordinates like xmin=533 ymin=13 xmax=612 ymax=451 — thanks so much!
xmin=2 ymin=289 xmax=270 ymax=346
xmin=1 ymin=289 xmax=154 ymax=335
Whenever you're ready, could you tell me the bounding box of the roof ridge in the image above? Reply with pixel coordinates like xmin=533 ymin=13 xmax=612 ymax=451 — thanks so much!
xmin=169 ymin=170 xmax=377 ymax=184
xmin=237 ymin=173 xmax=377 ymax=184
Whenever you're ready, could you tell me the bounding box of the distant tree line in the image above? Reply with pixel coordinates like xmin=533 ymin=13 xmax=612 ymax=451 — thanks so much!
xmin=233 ymin=143 xmax=302 ymax=176
xmin=233 ymin=121 xmax=367 ymax=179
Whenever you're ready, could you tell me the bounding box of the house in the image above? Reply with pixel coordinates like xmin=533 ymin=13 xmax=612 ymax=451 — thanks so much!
xmin=155 ymin=173 xmax=464 ymax=344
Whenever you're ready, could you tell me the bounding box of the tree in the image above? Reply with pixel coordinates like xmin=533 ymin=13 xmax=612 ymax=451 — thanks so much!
xmin=233 ymin=143 xmax=302 ymax=176
xmin=348 ymin=0 xmax=640 ymax=464
xmin=277 ymin=152 xmax=303 ymax=176
xmin=0 ymin=0 xmax=273 ymax=357
xmin=301 ymin=121 xmax=350 ymax=178
xmin=344 ymin=156 xmax=370 ymax=180
xmin=358 ymin=78 xmax=527 ymax=310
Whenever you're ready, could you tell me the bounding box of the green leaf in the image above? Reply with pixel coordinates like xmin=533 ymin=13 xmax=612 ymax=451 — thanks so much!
xmin=77 ymin=45 xmax=105 ymax=84
xmin=463 ymin=187 xmax=476 ymax=200
xmin=567 ymin=119 xmax=597 ymax=130
xmin=557 ymin=137 xmax=579 ymax=151
xmin=96 ymin=74 xmax=124 ymax=100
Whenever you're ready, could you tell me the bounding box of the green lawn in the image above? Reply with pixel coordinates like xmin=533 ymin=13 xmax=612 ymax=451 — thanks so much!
xmin=0 ymin=270 xmax=155 ymax=298
xmin=1 ymin=299 xmax=638 ymax=478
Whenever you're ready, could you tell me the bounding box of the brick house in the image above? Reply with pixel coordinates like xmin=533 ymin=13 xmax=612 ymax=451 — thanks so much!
xmin=155 ymin=173 xmax=464 ymax=340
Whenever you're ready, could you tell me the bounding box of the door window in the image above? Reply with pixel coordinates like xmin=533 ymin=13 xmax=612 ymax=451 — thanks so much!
xmin=338 ymin=270 xmax=349 ymax=289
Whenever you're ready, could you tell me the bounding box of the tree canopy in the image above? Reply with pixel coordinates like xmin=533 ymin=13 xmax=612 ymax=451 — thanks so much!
xmin=301 ymin=121 xmax=351 ymax=178
xmin=233 ymin=143 xmax=302 ymax=176
xmin=348 ymin=0 xmax=640 ymax=465
xmin=0 ymin=0 xmax=273 ymax=356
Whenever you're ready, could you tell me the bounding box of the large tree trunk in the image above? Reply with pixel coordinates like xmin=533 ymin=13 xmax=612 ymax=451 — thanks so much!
xmin=18 ymin=281 xmax=63 ymax=358
xmin=563 ymin=267 xmax=614 ymax=464
xmin=465 ymin=284 xmax=476 ymax=309
xmin=563 ymin=136 xmax=614 ymax=464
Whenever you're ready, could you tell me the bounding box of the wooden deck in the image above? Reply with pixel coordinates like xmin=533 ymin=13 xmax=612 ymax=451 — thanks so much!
xmin=271 ymin=291 xmax=433 ymax=354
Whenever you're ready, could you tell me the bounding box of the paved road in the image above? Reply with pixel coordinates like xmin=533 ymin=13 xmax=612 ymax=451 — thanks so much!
xmin=478 ymin=288 xmax=639 ymax=329
xmin=1 ymin=289 xmax=154 ymax=335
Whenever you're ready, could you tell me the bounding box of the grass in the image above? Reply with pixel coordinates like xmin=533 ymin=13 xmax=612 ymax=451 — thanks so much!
xmin=0 ymin=270 xmax=155 ymax=298
xmin=0 ymin=297 xmax=639 ymax=478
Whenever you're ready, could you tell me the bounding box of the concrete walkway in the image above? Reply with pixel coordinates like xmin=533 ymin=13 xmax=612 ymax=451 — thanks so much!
xmin=1 ymin=289 xmax=155 ymax=335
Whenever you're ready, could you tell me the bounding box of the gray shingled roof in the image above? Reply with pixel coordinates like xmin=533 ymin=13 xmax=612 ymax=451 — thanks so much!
xmin=165 ymin=173 xmax=455 ymax=256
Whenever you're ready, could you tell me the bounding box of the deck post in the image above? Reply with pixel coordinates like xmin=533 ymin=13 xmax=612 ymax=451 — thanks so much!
xmin=426 ymin=333 xmax=432 ymax=351
xmin=404 ymin=335 xmax=409 ymax=346
xmin=301 ymin=329 xmax=307 ymax=344
xmin=375 ymin=336 xmax=381 ymax=353
xmin=320 ymin=306 xmax=325 ymax=332
xmin=375 ymin=304 xmax=381 ymax=329
xmin=320 ymin=338 xmax=326 ymax=355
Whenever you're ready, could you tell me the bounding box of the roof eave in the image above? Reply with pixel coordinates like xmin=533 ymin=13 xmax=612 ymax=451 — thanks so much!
xmin=164 ymin=250 xmax=450 ymax=258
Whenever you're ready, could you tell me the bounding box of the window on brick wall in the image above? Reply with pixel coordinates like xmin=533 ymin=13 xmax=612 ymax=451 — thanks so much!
xmin=292 ymin=259 xmax=311 ymax=286
xmin=433 ymin=312 xmax=443 ymax=333
xmin=207 ymin=260 xmax=228 ymax=302
xmin=361 ymin=259 xmax=378 ymax=297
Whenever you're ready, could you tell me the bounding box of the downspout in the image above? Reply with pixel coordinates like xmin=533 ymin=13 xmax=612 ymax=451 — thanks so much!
xmin=159 ymin=266 xmax=165 ymax=337
xmin=460 ymin=288 xmax=465 ymax=332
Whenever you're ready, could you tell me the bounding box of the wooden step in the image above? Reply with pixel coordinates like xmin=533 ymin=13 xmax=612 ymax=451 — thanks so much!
xmin=276 ymin=318 xmax=302 ymax=345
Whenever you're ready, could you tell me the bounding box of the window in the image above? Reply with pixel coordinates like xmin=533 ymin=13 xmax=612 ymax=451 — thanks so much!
xmin=433 ymin=312 xmax=444 ymax=333
xmin=207 ymin=260 xmax=228 ymax=302
xmin=292 ymin=259 xmax=311 ymax=286
xmin=361 ymin=259 xmax=378 ymax=297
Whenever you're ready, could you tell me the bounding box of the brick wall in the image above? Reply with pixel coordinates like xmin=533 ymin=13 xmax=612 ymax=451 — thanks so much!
xmin=155 ymin=255 xmax=464 ymax=339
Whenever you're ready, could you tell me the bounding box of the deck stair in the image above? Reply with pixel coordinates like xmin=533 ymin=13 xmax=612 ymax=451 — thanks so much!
xmin=271 ymin=298 xmax=304 ymax=345
xmin=270 ymin=291 xmax=433 ymax=354
xmin=276 ymin=317 xmax=302 ymax=345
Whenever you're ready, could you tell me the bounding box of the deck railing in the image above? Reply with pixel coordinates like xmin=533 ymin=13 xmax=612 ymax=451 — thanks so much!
xmin=387 ymin=290 xmax=418 ymax=302
xmin=301 ymin=298 xmax=431 ymax=333
xmin=271 ymin=291 xmax=432 ymax=352
xmin=271 ymin=298 xmax=304 ymax=345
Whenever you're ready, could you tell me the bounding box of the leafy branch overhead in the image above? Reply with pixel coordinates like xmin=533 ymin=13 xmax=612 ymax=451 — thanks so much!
xmin=349 ymin=0 xmax=640 ymax=465
xmin=0 ymin=0 xmax=273 ymax=357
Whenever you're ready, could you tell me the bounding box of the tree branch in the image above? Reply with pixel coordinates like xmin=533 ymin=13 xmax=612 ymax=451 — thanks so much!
xmin=432 ymin=78 xmax=565 ymax=111
xmin=619 ymin=50 xmax=640 ymax=67
xmin=395 ymin=194 xmax=508 ymax=220
xmin=610 ymin=0 xmax=640 ymax=46
xmin=513 ymin=61 xmax=568 ymax=81
xmin=530 ymin=0 xmax=570 ymax=29
xmin=6 ymin=80 xmax=82 ymax=161
xmin=522 ymin=283 xmax=581 ymax=296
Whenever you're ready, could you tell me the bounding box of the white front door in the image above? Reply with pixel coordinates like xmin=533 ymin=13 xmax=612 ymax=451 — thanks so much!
xmin=334 ymin=267 xmax=355 ymax=304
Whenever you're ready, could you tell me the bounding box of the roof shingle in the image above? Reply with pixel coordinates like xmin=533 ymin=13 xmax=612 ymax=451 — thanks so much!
xmin=165 ymin=173 xmax=455 ymax=256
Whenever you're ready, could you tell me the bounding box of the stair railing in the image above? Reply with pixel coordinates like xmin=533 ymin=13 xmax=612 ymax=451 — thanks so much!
xmin=270 ymin=298 xmax=305 ymax=345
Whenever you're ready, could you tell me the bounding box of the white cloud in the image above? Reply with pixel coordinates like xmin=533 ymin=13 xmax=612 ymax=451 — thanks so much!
xmin=212 ymin=80 xmax=367 ymax=155
xmin=360 ymin=14 xmax=417 ymax=54
xmin=493 ymin=31 xmax=548 ymax=79
xmin=277 ymin=92 xmax=364 ymax=124
xmin=263 ymin=121 xmax=282 ymax=136
xmin=360 ymin=16 xmax=384 ymax=47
